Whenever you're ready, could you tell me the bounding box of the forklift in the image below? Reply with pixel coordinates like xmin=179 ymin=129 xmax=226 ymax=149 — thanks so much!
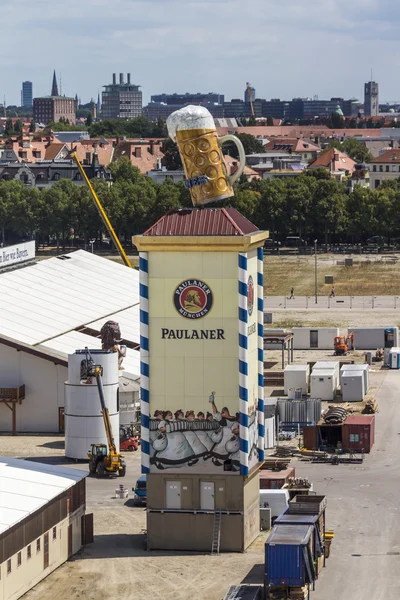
xmin=84 ymin=349 xmax=126 ymax=477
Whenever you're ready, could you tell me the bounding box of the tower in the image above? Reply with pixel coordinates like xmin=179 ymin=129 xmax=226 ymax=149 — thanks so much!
xmin=51 ymin=70 xmax=59 ymax=97
xmin=133 ymin=207 xmax=268 ymax=552
xmin=364 ymin=80 xmax=379 ymax=117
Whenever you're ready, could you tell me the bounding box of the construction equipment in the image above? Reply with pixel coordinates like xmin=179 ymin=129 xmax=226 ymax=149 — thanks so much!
xmin=70 ymin=152 xmax=132 ymax=268
xmin=246 ymin=82 xmax=255 ymax=120
xmin=334 ymin=332 xmax=354 ymax=355
xmin=84 ymin=349 xmax=127 ymax=477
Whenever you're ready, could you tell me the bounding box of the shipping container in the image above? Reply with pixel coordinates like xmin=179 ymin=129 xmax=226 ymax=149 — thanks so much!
xmin=274 ymin=512 xmax=325 ymax=573
xmin=265 ymin=524 xmax=315 ymax=587
xmin=259 ymin=467 xmax=295 ymax=490
xmin=342 ymin=414 xmax=375 ymax=452
xmin=302 ymin=425 xmax=318 ymax=450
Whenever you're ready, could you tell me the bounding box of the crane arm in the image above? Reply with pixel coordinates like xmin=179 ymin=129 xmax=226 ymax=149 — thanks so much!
xmin=94 ymin=367 xmax=117 ymax=455
xmin=70 ymin=152 xmax=132 ymax=268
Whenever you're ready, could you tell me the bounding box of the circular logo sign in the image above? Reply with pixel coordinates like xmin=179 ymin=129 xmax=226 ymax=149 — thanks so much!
xmin=247 ymin=275 xmax=254 ymax=316
xmin=174 ymin=279 xmax=213 ymax=319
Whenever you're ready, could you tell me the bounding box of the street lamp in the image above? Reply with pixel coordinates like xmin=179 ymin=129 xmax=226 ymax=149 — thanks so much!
xmin=89 ymin=239 xmax=95 ymax=254
xmin=314 ymin=239 xmax=318 ymax=304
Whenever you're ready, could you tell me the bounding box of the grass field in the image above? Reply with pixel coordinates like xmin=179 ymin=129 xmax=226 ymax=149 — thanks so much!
xmin=264 ymin=254 xmax=400 ymax=296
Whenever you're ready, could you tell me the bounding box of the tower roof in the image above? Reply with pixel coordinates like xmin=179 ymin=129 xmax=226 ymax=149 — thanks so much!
xmin=143 ymin=208 xmax=260 ymax=237
xmin=51 ymin=70 xmax=59 ymax=97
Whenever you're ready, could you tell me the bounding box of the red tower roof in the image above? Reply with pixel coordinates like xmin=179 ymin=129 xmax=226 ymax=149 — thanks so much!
xmin=144 ymin=208 xmax=259 ymax=237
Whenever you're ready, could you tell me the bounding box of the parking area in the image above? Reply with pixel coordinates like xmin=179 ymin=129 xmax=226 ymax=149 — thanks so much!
xmin=1 ymin=368 xmax=398 ymax=600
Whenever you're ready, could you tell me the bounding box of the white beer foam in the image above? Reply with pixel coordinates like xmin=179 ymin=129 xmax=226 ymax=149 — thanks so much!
xmin=167 ymin=105 xmax=215 ymax=142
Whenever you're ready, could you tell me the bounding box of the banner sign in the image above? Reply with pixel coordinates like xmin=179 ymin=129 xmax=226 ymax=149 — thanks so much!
xmin=0 ymin=241 xmax=35 ymax=270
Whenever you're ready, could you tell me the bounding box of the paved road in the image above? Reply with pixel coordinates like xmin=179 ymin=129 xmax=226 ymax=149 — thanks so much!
xmin=264 ymin=295 xmax=400 ymax=311
xmin=295 ymin=370 xmax=400 ymax=600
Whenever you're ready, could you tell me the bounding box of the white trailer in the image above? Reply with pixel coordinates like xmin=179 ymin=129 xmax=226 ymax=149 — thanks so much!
xmin=348 ymin=327 xmax=398 ymax=350
xmin=292 ymin=327 xmax=339 ymax=350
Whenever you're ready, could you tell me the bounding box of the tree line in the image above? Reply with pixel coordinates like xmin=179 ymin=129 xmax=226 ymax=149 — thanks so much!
xmin=2 ymin=157 xmax=400 ymax=250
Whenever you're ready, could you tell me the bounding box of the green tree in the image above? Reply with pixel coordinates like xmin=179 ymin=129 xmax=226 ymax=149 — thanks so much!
xmin=346 ymin=185 xmax=375 ymax=240
xmin=86 ymin=112 xmax=93 ymax=127
xmin=29 ymin=120 xmax=35 ymax=133
xmin=327 ymin=137 xmax=372 ymax=163
xmin=311 ymin=179 xmax=347 ymax=249
xmin=161 ymin=138 xmax=183 ymax=170
xmin=224 ymin=133 xmax=265 ymax=158
xmin=108 ymin=157 xmax=142 ymax=183
xmin=4 ymin=119 xmax=13 ymax=136
xmin=329 ymin=111 xmax=345 ymax=129
xmin=13 ymin=120 xmax=22 ymax=133
xmin=266 ymin=116 xmax=274 ymax=126
xmin=0 ymin=181 xmax=25 ymax=244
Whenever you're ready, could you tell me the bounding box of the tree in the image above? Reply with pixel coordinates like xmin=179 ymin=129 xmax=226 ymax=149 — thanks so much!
xmin=329 ymin=111 xmax=344 ymax=129
xmin=247 ymin=115 xmax=256 ymax=126
xmin=13 ymin=120 xmax=22 ymax=133
xmin=311 ymin=179 xmax=347 ymax=249
xmin=327 ymin=137 xmax=373 ymax=163
xmin=108 ymin=157 xmax=142 ymax=183
xmin=266 ymin=116 xmax=274 ymax=126
xmin=86 ymin=112 xmax=93 ymax=127
xmin=161 ymin=138 xmax=183 ymax=170
xmin=29 ymin=120 xmax=35 ymax=133
xmin=224 ymin=133 xmax=265 ymax=158
xmin=4 ymin=119 xmax=13 ymax=136
xmin=346 ymin=186 xmax=375 ymax=241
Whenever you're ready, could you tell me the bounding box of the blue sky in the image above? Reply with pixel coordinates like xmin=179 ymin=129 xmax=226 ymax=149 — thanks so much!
xmin=3 ymin=0 xmax=400 ymax=106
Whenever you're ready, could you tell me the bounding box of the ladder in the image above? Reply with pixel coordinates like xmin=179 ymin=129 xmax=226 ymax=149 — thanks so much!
xmin=211 ymin=511 xmax=222 ymax=555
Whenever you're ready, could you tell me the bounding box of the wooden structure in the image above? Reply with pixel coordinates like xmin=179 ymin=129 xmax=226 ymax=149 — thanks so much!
xmin=264 ymin=332 xmax=294 ymax=369
xmin=0 ymin=385 xmax=25 ymax=434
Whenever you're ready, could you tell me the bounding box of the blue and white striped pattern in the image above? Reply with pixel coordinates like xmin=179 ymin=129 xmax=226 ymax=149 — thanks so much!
xmin=139 ymin=252 xmax=150 ymax=474
xmin=257 ymin=246 xmax=265 ymax=461
xmin=238 ymin=252 xmax=249 ymax=476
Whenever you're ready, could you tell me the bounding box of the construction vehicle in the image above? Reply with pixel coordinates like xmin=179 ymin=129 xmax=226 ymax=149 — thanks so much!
xmin=246 ymin=82 xmax=255 ymax=120
xmin=84 ymin=349 xmax=127 ymax=477
xmin=70 ymin=152 xmax=132 ymax=268
xmin=334 ymin=332 xmax=355 ymax=356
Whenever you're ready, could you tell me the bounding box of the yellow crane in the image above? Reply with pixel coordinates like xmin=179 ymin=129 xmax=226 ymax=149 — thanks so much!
xmin=70 ymin=152 xmax=132 ymax=268
xmin=246 ymin=82 xmax=255 ymax=120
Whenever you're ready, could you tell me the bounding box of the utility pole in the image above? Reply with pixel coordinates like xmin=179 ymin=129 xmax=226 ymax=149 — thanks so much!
xmin=314 ymin=239 xmax=318 ymax=304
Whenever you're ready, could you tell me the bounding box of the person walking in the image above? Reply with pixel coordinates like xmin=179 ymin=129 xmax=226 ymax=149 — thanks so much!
xmin=330 ymin=285 xmax=335 ymax=298
xmin=290 ymin=287 xmax=295 ymax=299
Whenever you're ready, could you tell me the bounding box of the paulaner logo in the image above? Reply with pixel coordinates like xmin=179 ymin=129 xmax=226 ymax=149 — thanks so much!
xmin=174 ymin=279 xmax=213 ymax=319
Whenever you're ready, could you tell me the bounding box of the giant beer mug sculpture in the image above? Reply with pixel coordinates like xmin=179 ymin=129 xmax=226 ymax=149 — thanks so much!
xmin=167 ymin=105 xmax=246 ymax=206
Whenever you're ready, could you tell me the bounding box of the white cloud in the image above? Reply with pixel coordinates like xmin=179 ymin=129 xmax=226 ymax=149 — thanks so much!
xmin=1 ymin=0 xmax=400 ymax=105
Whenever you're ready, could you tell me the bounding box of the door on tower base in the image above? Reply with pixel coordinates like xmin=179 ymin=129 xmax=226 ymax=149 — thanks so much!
xmin=200 ymin=481 xmax=215 ymax=510
xmin=165 ymin=481 xmax=181 ymax=509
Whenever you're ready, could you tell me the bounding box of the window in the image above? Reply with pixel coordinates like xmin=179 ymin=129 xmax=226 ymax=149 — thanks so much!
xmin=373 ymin=165 xmax=376 ymax=172
xmin=393 ymin=165 xmax=397 ymax=172
xmin=7 ymin=560 xmax=11 ymax=575
xmin=386 ymin=165 xmax=390 ymax=172
xmin=375 ymin=179 xmax=380 ymax=189
xmin=27 ymin=545 xmax=32 ymax=560
xmin=74 ymin=173 xmax=82 ymax=181
xmin=53 ymin=526 xmax=57 ymax=540
xmin=17 ymin=552 xmax=21 ymax=568
xmin=36 ymin=538 xmax=41 ymax=553
xmin=379 ymin=165 xmax=383 ymax=172
xmin=53 ymin=172 xmax=60 ymax=181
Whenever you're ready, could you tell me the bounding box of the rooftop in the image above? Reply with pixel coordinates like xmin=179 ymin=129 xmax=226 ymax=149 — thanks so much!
xmin=0 ymin=457 xmax=85 ymax=534
xmin=0 ymin=250 xmax=140 ymax=380
xmin=369 ymin=149 xmax=400 ymax=163
xmin=144 ymin=208 xmax=260 ymax=237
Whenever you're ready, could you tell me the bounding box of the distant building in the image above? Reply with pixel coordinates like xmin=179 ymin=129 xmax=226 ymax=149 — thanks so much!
xmin=102 ymin=73 xmax=142 ymax=119
xmin=33 ymin=71 xmax=76 ymax=125
xmin=223 ymin=98 xmax=262 ymax=118
xmin=368 ymin=149 xmax=400 ymax=189
xmin=151 ymin=92 xmax=224 ymax=105
xmin=308 ymin=147 xmax=356 ymax=181
xmin=21 ymin=81 xmax=33 ymax=108
xmin=364 ymin=81 xmax=379 ymax=117
xmin=142 ymin=101 xmax=223 ymax=122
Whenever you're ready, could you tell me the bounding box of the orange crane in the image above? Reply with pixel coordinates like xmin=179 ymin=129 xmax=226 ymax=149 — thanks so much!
xmin=246 ymin=82 xmax=255 ymax=120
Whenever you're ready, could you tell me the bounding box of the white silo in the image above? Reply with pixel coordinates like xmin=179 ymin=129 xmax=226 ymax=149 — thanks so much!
xmin=65 ymin=349 xmax=120 ymax=460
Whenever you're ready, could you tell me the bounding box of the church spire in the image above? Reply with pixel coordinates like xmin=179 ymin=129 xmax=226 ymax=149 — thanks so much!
xmin=51 ymin=70 xmax=59 ymax=97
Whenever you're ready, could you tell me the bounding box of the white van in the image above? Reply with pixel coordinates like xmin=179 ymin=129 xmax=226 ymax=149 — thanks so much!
xmin=259 ymin=489 xmax=289 ymax=520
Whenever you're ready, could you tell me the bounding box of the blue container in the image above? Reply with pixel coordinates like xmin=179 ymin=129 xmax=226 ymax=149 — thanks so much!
xmin=265 ymin=524 xmax=315 ymax=587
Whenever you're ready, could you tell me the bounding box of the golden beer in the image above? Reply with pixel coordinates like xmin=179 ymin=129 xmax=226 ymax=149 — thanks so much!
xmin=168 ymin=106 xmax=245 ymax=207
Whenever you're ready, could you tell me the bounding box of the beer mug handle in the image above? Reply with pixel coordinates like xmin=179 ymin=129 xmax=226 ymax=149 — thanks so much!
xmin=218 ymin=134 xmax=246 ymax=185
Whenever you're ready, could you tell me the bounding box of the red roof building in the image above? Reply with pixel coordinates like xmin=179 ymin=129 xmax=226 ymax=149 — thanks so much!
xmin=308 ymin=147 xmax=356 ymax=180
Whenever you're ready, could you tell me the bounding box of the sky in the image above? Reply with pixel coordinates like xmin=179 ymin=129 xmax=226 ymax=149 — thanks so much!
xmin=3 ymin=0 xmax=400 ymax=106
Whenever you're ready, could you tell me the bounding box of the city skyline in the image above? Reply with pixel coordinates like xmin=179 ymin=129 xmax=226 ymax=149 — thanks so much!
xmin=2 ymin=0 xmax=400 ymax=106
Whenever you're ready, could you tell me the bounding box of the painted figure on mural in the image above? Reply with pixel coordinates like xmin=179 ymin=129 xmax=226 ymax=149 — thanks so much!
xmin=149 ymin=392 xmax=241 ymax=471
